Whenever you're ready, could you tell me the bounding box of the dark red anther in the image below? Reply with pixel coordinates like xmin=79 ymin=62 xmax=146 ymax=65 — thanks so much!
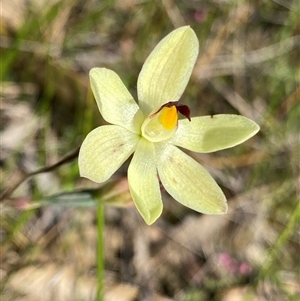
xmin=151 ymin=101 xmax=191 ymax=121
xmin=176 ymin=105 xmax=191 ymax=121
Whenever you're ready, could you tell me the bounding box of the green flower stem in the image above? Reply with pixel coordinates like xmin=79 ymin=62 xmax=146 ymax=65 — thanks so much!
xmin=97 ymin=204 xmax=105 ymax=301
xmin=259 ymin=200 xmax=300 ymax=279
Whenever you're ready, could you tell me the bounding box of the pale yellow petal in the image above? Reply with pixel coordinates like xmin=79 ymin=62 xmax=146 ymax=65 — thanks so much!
xmin=137 ymin=26 xmax=199 ymax=115
xmin=171 ymin=115 xmax=260 ymax=153
xmin=90 ymin=68 xmax=144 ymax=133
xmin=156 ymin=144 xmax=227 ymax=214
xmin=128 ymin=138 xmax=163 ymax=225
xmin=79 ymin=125 xmax=139 ymax=183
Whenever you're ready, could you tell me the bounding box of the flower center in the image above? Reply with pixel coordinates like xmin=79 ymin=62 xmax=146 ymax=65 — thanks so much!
xmin=141 ymin=105 xmax=178 ymax=143
xmin=141 ymin=102 xmax=191 ymax=143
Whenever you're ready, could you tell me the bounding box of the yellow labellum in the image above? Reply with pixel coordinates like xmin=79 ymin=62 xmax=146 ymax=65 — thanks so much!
xmin=159 ymin=106 xmax=178 ymax=130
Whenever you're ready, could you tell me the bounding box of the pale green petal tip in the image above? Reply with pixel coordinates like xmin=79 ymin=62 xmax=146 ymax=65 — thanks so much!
xmin=172 ymin=25 xmax=198 ymax=38
xmin=89 ymin=67 xmax=104 ymax=83
xmin=250 ymin=120 xmax=260 ymax=135
xmin=240 ymin=116 xmax=260 ymax=136
xmin=222 ymin=201 xmax=228 ymax=214
xmin=89 ymin=67 xmax=109 ymax=79
xmin=236 ymin=117 xmax=260 ymax=145
xmin=130 ymin=188 xmax=163 ymax=225
xmin=197 ymin=183 xmax=228 ymax=215
xmin=210 ymin=197 xmax=228 ymax=215
xmin=89 ymin=67 xmax=98 ymax=76
xmin=139 ymin=202 xmax=163 ymax=225
xmin=190 ymin=189 xmax=228 ymax=215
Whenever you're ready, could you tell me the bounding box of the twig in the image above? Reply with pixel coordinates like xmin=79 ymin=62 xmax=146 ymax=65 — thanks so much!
xmin=0 ymin=147 xmax=80 ymax=202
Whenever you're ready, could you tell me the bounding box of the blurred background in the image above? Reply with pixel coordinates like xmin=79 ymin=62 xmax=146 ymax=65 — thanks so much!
xmin=1 ymin=0 xmax=299 ymax=300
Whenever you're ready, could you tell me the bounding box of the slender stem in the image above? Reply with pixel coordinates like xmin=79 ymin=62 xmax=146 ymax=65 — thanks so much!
xmin=0 ymin=147 xmax=80 ymax=201
xmin=258 ymin=200 xmax=300 ymax=280
xmin=97 ymin=204 xmax=105 ymax=301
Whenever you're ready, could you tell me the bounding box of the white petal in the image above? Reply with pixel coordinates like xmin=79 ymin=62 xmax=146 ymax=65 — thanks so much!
xmin=171 ymin=115 xmax=260 ymax=153
xmin=128 ymin=138 xmax=163 ymax=225
xmin=137 ymin=26 xmax=199 ymax=115
xmin=156 ymin=144 xmax=227 ymax=214
xmin=79 ymin=125 xmax=139 ymax=183
xmin=90 ymin=68 xmax=144 ymax=133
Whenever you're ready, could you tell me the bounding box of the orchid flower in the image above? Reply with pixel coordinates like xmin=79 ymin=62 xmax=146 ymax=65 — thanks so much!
xmin=78 ymin=26 xmax=259 ymax=225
